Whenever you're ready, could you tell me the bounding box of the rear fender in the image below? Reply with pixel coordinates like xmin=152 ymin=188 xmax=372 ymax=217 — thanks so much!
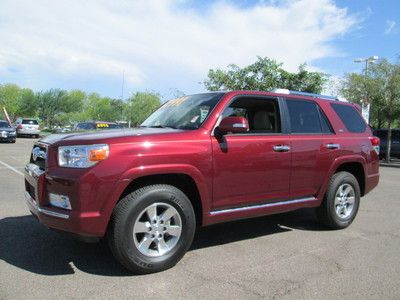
xmin=316 ymin=155 xmax=367 ymax=203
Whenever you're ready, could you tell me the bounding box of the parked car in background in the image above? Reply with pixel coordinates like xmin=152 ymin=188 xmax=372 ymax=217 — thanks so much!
xmin=75 ymin=121 xmax=123 ymax=131
xmin=15 ymin=118 xmax=40 ymax=138
xmin=0 ymin=120 xmax=16 ymax=143
xmin=373 ymin=129 xmax=400 ymax=159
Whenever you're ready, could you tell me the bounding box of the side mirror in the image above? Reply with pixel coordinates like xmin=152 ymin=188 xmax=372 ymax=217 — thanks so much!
xmin=217 ymin=116 xmax=249 ymax=135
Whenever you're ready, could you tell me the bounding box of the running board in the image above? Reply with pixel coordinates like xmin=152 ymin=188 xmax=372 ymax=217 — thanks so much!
xmin=210 ymin=197 xmax=317 ymax=216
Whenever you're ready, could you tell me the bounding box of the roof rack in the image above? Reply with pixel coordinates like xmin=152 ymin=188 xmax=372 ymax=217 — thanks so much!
xmin=271 ymin=88 xmax=347 ymax=102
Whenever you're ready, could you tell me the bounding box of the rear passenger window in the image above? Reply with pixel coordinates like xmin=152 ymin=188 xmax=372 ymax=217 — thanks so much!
xmin=331 ymin=103 xmax=366 ymax=133
xmin=286 ymin=99 xmax=331 ymax=134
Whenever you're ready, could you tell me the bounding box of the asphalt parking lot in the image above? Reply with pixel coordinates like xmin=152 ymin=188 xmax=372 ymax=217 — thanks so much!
xmin=1 ymin=138 xmax=400 ymax=299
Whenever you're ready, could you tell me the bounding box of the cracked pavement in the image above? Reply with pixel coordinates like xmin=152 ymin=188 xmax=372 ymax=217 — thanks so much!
xmin=1 ymin=138 xmax=400 ymax=299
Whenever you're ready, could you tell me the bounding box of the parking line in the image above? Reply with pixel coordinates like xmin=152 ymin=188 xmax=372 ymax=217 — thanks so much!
xmin=0 ymin=160 xmax=24 ymax=176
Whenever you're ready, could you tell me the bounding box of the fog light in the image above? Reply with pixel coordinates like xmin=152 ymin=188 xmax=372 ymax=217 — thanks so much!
xmin=49 ymin=193 xmax=71 ymax=210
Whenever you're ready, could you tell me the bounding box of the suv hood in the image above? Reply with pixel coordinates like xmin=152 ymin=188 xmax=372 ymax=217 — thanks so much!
xmin=39 ymin=128 xmax=182 ymax=145
xmin=0 ymin=127 xmax=15 ymax=132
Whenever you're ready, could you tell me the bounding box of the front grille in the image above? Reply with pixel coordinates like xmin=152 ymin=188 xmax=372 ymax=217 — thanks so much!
xmin=30 ymin=144 xmax=47 ymax=170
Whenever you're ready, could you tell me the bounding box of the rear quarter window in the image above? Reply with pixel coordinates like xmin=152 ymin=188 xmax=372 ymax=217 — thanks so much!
xmin=331 ymin=103 xmax=366 ymax=133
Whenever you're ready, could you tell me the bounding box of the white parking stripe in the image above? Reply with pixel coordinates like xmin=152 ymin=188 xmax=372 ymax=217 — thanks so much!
xmin=0 ymin=160 xmax=24 ymax=176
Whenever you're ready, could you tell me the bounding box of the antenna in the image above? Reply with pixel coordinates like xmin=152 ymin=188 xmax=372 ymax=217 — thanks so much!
xmin=121 ymin=70 xmax=125 ymax=100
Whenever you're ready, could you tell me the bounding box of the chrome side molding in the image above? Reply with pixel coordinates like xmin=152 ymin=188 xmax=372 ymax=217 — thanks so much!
xmin=210 ymin=197 xmax=317 ymax=216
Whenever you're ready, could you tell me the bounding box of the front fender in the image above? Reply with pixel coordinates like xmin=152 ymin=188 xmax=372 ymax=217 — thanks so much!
xmin=100 ymin=164 xmax=211 ymax=230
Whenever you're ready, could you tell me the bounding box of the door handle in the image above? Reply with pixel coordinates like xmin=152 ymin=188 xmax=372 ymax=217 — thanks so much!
xmin=326 ymin=143 xmax=341 ymax=150
xmin=273 ymin=145 xmax=291 ymax=152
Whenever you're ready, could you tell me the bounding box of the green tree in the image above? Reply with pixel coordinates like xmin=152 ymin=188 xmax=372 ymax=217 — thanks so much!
xmin=0 ymin=83 xmax=22 ymax=121
xmin=128 ymin=92 xmax=161 ymax=127
xmin=17 ymin=88 xmax=37 ymax=118
xmin=341 ymin=58 xmax=400 ymax=161
xmin=85 ymin=93 xmax=122 ymax=121
xmin=36 ymin=89 xmax=69 ymax=128
xmin=203 ymin=57 xmax=327 ymax=93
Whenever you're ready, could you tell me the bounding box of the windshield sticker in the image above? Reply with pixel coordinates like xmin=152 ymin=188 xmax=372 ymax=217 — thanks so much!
xmin=190 ymin=115 xmax=199 ymax=123
xmin=96 ymin=123 xmax=109 ymax=128
xmin=200 ymin=107 xmax=209 ymax=122
xmin=164 ymin=96 xmax=189 ymax=108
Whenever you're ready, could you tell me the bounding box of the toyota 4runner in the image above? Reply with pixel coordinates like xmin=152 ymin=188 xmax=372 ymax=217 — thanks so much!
xmin=25 ymin=90 xmax=380 ymax=273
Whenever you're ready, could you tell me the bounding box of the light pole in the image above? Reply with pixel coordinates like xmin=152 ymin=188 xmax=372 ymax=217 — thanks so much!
xmin=354 ymin=55 xmax=379 ymax=124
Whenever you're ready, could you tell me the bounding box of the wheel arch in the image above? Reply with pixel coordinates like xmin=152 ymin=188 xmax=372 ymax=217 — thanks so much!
xmin=118 ymin=173 xmax=203 ymax=226
xmin=318 ymin=156 xmax=367 ymax=201
xmin=334 ymin=162 xmax=365 ymax=196
xmin=102 ymin=164 xmax=210 ymax=234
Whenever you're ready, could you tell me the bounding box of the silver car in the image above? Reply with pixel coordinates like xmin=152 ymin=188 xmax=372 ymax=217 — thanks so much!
xmin=16 ymin=118 xmax=41 ymax=138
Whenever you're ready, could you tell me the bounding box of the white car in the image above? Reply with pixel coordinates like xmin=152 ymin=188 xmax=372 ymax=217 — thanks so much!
xmin=16 ymin=118 xmax=40 ymax=138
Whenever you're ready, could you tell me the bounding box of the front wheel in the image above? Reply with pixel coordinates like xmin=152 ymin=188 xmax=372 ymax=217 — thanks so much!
xmin=316 ymin=171 xmax=360 ymax=229
xmin=107 ymin=184 xmax=196 ymax=274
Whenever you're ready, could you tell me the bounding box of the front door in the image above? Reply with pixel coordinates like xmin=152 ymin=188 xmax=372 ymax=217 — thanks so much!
xmin=211 ymin=96 xmax=291 ymax=210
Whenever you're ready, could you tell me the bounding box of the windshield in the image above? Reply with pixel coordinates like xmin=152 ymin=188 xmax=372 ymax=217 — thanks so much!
xmin=141 ymin=93 xmax=224 ymax=130
xmin=0 ymin=121 xmax=11 ymax=128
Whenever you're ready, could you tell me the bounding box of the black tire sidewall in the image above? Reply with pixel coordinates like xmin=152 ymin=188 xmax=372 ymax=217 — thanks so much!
xmin=115 ymin=185 xmax=195 ymax=273
xmin=326 ymin=172 xmax=360 ymax=228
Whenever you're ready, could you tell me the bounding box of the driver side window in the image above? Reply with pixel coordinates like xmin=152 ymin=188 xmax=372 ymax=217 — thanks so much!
xmin=221 ymin=97 xmax=281 ymax=134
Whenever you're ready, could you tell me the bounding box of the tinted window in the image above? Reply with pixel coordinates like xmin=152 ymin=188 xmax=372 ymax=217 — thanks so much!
xmin=287 ymin=100 xmax=323 ymax=134
xmin=76 ymin=122 xmax=96 ymax=130
xmin=392 ymin=130 xmax=400 ymax=141
xmin=374 ymin=130 xmax=387 ymax=140
xmin=0 ymin=121 xmax=11 ymax=128
xmin=22 ymin=119 xmax=38 ymax=125
xmin=319 ymin=107 xmax=334 ymax=134
xmin=107 ymin=124 xmax=123 ymax=129
xmin=331 ymin=103 xmax=366 ymax=133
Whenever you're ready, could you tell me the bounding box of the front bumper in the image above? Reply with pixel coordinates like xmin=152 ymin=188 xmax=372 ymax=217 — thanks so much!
xmin=0 ymin=131 xmax=16 ymax=140
xmin=24 ymin=163 xmax=106 ymax=239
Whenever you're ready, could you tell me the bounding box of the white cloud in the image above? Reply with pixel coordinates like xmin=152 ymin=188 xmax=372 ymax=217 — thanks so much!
xmin=0 ymin=0 xmax=358 ymax=96
xmin=384 ymin=20 xmax=397 ymax=35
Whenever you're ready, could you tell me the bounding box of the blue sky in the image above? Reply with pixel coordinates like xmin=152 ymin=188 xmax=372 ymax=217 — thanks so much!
xmin=0 ymin=0 xmax=399 ymax=100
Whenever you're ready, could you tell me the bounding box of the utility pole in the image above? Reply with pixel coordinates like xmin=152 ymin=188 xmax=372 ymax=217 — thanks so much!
xmin=354 ymin=56 xmax=379 ymax=124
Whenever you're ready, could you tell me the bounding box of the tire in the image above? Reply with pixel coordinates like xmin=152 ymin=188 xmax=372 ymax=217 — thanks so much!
xmin=107 ymin=184 xmax=196 ymax=274
xmin=316 ymin=171 xmax=360 ymax=229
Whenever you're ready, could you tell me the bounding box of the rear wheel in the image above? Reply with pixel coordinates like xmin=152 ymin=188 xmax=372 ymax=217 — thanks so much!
xmin=316 ymin=171 xmax=360 ymax=229
xmin=107 ymin=184 xmax=196 ymax=274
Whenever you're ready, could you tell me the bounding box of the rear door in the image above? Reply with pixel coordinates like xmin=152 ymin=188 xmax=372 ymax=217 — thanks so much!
xmin=285 ymin=98 xmax=337 ymax=199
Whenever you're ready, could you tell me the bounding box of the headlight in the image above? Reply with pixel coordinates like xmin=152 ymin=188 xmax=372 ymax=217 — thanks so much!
xmin=58 ymin=144 xmax=109 ymax=168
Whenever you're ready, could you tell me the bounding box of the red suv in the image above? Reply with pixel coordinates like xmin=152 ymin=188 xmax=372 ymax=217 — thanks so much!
xmin=25 ymin=90 xmax=380 ymax=273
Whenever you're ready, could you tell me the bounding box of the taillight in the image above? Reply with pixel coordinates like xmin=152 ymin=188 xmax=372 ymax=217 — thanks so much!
xmin=369 ymin=136 xmax=380 ymax=155
xmin=17 ymin=124 xmax=23 ymax=129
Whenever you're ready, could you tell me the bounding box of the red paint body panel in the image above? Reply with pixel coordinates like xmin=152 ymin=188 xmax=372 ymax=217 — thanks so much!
xmin=25 ymin=90 xmax=380 ymax=237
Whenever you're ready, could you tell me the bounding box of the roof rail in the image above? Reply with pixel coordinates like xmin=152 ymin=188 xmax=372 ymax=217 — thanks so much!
xmin=271 ymin=88 xmax=347 ymax=102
